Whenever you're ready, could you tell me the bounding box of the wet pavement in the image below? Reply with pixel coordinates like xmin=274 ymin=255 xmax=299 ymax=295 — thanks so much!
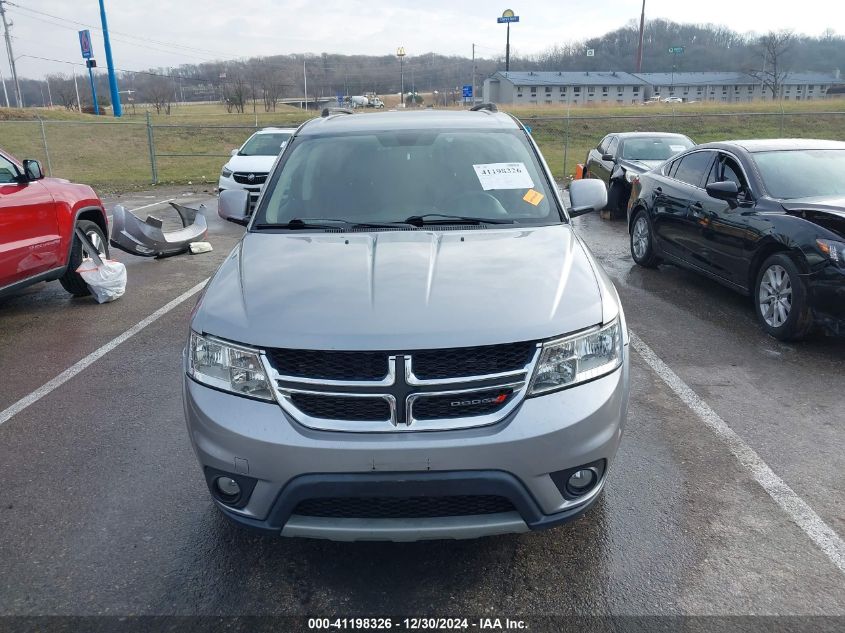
xmin=0 ymin=193 xmax=843 ymax=619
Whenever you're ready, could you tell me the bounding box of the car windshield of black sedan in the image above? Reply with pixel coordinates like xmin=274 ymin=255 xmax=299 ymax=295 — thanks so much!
xmin=753 ymin=149 xmax=845 ymax=199
xmin=255 ymin=129 xmax=559 ymax=227
xmin=239 ymin=132 xmax=291 ymax=156
xmin=621 ymin=136 xmax=693 ymax=160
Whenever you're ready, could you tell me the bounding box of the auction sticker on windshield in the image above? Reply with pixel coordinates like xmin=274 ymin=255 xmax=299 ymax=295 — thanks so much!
xmin=473 ymin=163 xmax=534 ymax=190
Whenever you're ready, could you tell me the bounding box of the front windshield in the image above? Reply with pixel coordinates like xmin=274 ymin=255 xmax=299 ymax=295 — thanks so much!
xmin=254 ymin=129 xmax=560 ymax=227
xmin=752 ymin=149 xmax=845 ymax=199
xmin=239 ymin=132 xmax=292 ymax=156
xmin=621 ymin=136 xmax=693 ymax=160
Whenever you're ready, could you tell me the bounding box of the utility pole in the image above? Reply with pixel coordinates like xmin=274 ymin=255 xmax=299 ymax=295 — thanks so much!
xmin=472 ymin=43 xmax=477 ymax=105
xmin=303 ymin=58 xmax=307 ymax=110
xmin=98 ymin=0 xmax=122 ymax=116
xmin=45 ymin=76 xmax=53 ymax=107
xmin=73 ymin=68 xmax=81 ymax=112
xmin=636 ymin=0 xmax=646 ymax=73
xmin=0 ymin=62 xmax=9 ymax=108
xmin=397 ymin=46 xmax=406 ymax=108
xmin=0 ymin=0 xmax=22 ymax=108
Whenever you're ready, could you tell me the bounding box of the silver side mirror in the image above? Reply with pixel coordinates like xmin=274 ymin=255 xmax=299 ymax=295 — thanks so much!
xmin=568 ymin=179 xmax=608 ymax=218
xmin=230 ymin=149 xmax=239 ymax=156
xmin=218 ymin=189 xmax=250 ymax=226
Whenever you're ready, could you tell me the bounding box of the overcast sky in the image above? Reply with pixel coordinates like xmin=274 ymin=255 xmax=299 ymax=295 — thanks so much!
xmin=7 ymin=0 xmax=845 ymax=79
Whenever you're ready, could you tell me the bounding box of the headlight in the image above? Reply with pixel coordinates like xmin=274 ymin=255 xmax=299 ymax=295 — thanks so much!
xmin=817 ymin=239 xmax=845 ymax=266
xmin=188 ymin=332 xmax=273 ymax=400
xmin=221 ymin=167 xmax=233 ymax=178
xmin=529 ymin=318 xmax=623 ymax=395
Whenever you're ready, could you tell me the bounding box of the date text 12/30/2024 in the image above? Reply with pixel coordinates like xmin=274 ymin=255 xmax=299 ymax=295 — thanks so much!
xmin=308 ymin=617 xmax=527 ymax=630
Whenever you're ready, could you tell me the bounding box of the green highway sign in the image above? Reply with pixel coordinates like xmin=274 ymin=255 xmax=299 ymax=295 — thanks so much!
xmin=668 ymin=46 xmax=685 ymax=54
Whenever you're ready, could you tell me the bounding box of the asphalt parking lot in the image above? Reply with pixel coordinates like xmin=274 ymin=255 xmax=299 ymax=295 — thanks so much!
xmin=0 ymin=193 xmax=843 ymax=621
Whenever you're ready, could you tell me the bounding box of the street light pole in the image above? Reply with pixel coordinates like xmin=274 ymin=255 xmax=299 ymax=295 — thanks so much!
xmin=397 ymin=46 xmax=406 ymax=108
xmin=636 ymin=0 xmax=646 ymax=73
xmin=98 ymin=0 xmax=122 ymax=117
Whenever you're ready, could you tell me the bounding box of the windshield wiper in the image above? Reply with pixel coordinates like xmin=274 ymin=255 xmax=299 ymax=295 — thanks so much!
xmin=253 ymin=218 xmax=411 ymax=230
xmin=404 ymin=213 xmax=514 ymax=227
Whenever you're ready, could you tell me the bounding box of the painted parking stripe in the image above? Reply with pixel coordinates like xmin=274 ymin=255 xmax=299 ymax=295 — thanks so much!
xmin=0 ymin=279 xmax=208 ymax=427
xmin=630 ymin=330 xmax=845 ymax=575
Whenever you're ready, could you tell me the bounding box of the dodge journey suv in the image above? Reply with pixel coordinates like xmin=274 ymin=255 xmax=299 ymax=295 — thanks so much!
xmin=183 ymin=106 xmax=630 ymax=541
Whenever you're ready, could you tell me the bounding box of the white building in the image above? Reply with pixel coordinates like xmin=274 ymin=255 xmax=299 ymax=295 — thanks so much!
xmin=482 ymin=70 xmax=843 ymax=105
xmin=483 ymin=71 xmax=647 ymax=106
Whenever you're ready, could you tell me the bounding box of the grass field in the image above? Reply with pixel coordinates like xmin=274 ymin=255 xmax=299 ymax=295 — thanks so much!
xmin=1 ymin=99 xmax=844 ymax=192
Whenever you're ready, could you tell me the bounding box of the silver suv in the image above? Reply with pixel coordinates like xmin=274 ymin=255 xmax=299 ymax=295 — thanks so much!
xmin=183 ymin=107 xmax=630 ymax=541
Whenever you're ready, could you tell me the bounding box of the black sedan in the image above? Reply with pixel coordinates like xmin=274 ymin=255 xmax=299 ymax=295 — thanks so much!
xmin=627 ymin=139 xmax=845 ymax=340
xmin=585 ymin=132 xmax=694 ymax=217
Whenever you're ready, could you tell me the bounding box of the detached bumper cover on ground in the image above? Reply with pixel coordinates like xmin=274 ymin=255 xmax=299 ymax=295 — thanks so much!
xmin=110 ymin=202 xmax=208 ymax=257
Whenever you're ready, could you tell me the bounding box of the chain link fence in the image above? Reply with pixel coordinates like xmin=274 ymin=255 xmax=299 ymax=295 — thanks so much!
xmin=2 ymin=109 xmax=844 ymax=190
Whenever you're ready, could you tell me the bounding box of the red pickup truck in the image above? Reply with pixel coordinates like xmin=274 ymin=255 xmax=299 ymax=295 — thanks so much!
xmin=0 ymin=148 xmax=109 ymax=299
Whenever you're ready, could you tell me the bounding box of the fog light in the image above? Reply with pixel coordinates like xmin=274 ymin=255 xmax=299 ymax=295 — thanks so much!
xmin=215 ymin=476 xmax=241 ymax=500
xmin=566 ymin=469 xmax=597 ymax=496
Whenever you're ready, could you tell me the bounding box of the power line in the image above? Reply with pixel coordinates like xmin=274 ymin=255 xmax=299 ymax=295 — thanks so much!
xmin=4 ymin=1 xmax=235 ymax=59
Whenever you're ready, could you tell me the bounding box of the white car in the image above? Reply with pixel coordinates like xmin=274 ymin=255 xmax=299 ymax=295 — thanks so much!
xmin=662 ymin=96 xmax=684 ymax=104
xmin=218 ymin=127 xmax=296 ymax=214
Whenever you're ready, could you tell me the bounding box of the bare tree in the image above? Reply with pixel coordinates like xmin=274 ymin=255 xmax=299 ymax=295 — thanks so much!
xmin=748 ymin=30 xmax=795 ymax=99
xmin=223 ymin=70 xmax=247 ymax=113
xmin=47 ymin=74 xmax=77 ymax=110
xmin=144 ymin=77 xmax=173 ymax=114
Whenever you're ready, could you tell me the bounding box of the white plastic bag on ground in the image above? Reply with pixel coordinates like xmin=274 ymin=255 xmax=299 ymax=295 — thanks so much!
xmin=76 ymin=258 xmax=127 ymax=303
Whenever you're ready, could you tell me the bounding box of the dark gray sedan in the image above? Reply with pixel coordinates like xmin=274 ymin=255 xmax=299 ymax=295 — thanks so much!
xmin=585 ymin=132 xmax=694 ymax=217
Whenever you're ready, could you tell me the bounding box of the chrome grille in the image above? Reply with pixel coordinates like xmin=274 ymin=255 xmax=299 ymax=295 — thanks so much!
xmin=264 ymin=343 xmax=540 ymax=433
xmin=232 ymin=172 xmax=268 ymax=185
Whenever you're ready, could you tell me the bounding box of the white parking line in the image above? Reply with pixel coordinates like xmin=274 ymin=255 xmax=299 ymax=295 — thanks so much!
xmin=0 ymin=279 xmax=208 ymax=427
xmin=630 ymin=330 xmax=845 ymax=575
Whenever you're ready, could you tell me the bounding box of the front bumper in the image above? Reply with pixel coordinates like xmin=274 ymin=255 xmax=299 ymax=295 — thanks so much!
xmin=808 ymin=264 xmax=845 ymax=335
xmin=183 ymin=352 xmax=629 ymax=541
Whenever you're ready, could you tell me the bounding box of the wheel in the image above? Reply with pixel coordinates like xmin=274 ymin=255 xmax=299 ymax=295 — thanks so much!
xmin=606 ymin=180 xmax=628 ymax=219
xmin=630 ymin=209 xmax=660 ymax=268
xmin=59 ymin=220 xmax=109 ymax=297
xmin=754 ymin=253 xmax=813 ymax=341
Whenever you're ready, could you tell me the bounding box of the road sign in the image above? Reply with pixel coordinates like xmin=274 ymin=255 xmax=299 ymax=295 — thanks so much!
xmin=497 ymin=16 xmax=520 ymax=23
xmin=669 ymin=46 xmax=685 ymax=54
xmin=586 ymin=49 xmax=595 ymax=57
xmin=78 ymin=30 xmax=93 ymax=59
xmin=462 ymin=85 xmax=473 ymax=98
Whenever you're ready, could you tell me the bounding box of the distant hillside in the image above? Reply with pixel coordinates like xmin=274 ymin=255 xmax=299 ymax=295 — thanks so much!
xmin=29 ymin=20 xmax=845 ymax=110
xmin=516 ymin=19 xmax=845 ymax=75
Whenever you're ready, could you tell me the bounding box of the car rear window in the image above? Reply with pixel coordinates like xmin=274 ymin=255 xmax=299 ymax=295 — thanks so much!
xmin=254 ymin=129 xmax=560 ymax=227
xmin=621 ymin=136 xmax=693 ymax=160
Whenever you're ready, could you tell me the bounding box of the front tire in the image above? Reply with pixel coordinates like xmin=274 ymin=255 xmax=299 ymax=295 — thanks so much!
xmin=606 ymin=180 xmax=628 ymax=219
xmin=630 ymin=209 xmax=660 ymax=268
xmin=59 ymin=220 xmax=109 ymax=297
xmin=754 ymin=253 xmax=812 ymax=341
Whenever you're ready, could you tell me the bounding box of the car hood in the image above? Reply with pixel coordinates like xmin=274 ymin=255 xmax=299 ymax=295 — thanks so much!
xmin=780 ymin=196 xmax=845 ymax=217
xmin=618 ymin=158 xmax=664 ymax=173
xmin=224 ymin=154 xmax=277 ymax=173
xmin=193 ymin=225 xmax=604 ymax=350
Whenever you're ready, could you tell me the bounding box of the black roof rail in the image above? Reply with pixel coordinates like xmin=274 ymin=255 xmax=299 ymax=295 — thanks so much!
xmin=470 ymin=103 xmax=498 ymax=113
xmin=321 ymin=107 xmax=354 ymax=118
